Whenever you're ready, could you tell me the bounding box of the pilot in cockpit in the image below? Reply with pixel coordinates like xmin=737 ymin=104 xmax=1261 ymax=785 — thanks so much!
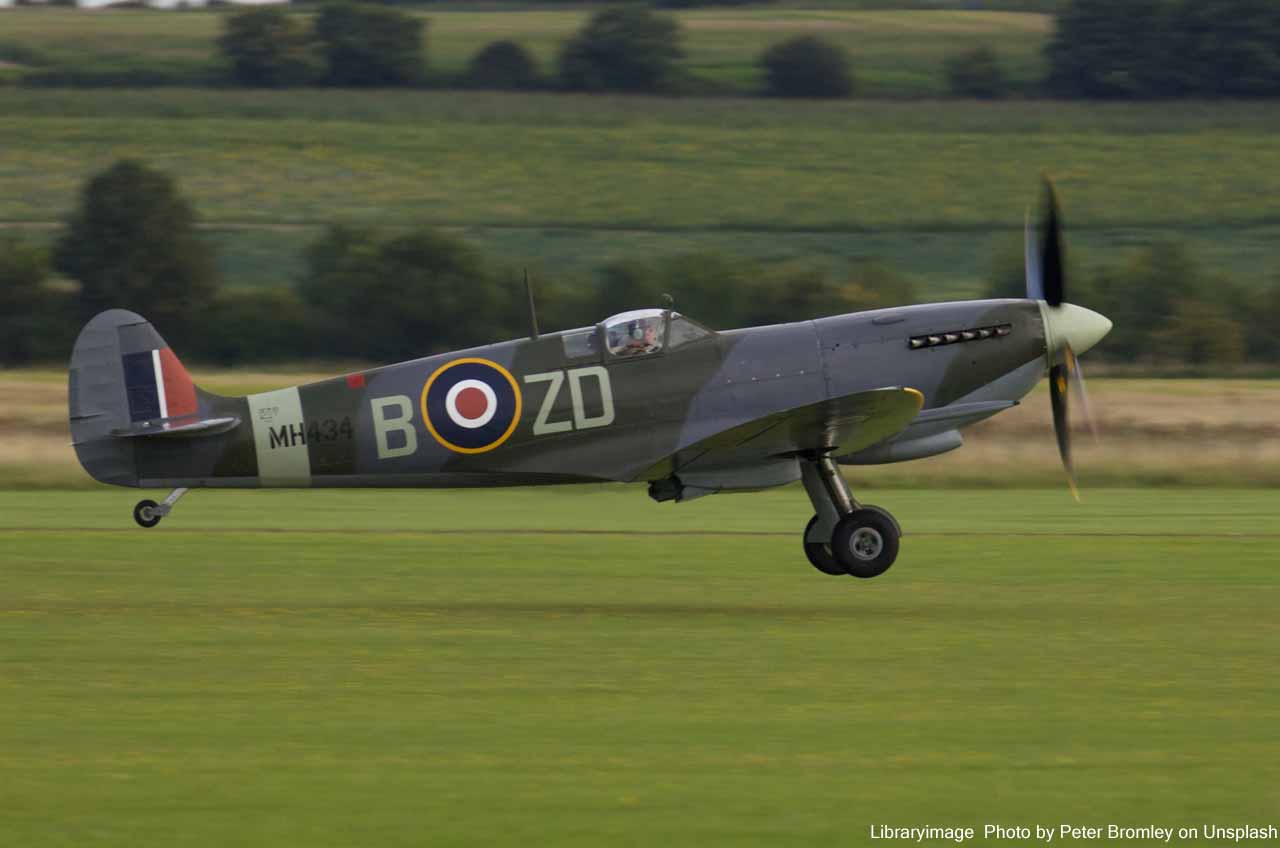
xmin=623 ymin=321 xmax=661 ymax=355
xmin=610 ymin=315 xmax=664 ymax=357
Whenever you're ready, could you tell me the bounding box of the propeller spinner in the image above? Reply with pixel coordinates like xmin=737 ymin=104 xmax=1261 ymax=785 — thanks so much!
xmin=1026 ymin=178 xmax=1112 ymax=498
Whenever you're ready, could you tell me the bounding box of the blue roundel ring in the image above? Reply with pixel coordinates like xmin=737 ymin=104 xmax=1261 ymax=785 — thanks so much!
xmin=421 ymin=358 xmax=522 ymax=454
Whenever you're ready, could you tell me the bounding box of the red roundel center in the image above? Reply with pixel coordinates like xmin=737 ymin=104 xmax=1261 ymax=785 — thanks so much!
xmin=455 ymin=386 xmax=489 ymax=420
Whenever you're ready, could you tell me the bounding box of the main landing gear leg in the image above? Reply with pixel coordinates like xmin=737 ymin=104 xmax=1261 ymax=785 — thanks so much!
xmin=799 ymin=455 xmax=900 ymax=579
xmin=133 ymin=487 xmax=189 ymax=529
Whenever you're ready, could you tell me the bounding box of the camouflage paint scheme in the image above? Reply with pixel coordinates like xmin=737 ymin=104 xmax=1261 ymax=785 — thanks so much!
xmin=69 ymin=298 xmax=1049 ymax=496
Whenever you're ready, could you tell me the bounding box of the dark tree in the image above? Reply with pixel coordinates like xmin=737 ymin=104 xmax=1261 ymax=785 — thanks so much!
xmin=739 ymin=260 xmax=915 ymax=325
xmin=760 ymin=36 xmax=854 ymax=98
xmin=1176 ymin=0 xmax=1280 ymax=96
xmin=1045 ymin=0 xmax=1186 ymax=97
xmin=0 ymin=236 xmax=52 ymax=364
xmin=1082 ymin=241 xmax=1204 ymax=362
xmin=558 ymin=6 xmax=684 ymax=93
xmin=591 ymin=259 xmax=668 ymax=319
xmin=314 ymin=3 xmax=425 ymax=87
xmin=646 ymin=252 xmax=753 ymax=329
xmin=466 ymin=40 xmax=541 ymax=90
xmin=653 ymin=0 xmax=763 ymax=6
xmin=1046 ymin=0 xmax=1280 ymax=98
xmin=944 ymin=46 xmax=1007 ymax=99
xmin=55 ymin=161 xmax=217 ymax=340
xmin=300 ymin=225 xmax=509 ymax=360
xmin=586 ymin=251 xmax=919 ymax=333
xmin=217 ymin=7 xmax=321 ymax=87
xmin=1248 ymin=279 xmax=1280 ymax=361
xmin=1152 ymin=297 xmax=1246 ymax=364
xmin=194 ymin=288 xmax=318 ymax=365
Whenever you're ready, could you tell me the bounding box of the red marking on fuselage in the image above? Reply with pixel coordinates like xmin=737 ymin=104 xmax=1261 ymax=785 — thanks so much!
xmin=455 ymin=386 xmax=488 ymax=420
xmin=346 ymin=373 xmax=366 ymax=389
xmin=158 ymin=347 xmax=197 ymax=419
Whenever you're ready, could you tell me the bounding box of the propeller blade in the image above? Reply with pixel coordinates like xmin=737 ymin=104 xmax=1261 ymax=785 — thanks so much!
xmin=1064 ymin=345 xmax=1098 ymax=442
xmin=1024 ymin=208 xmax=1044 ymax=301
xmin=1049 ymin=359 xmax=1079 ymax=501
xmin=1040 ymin=177 xmax=1065 ymax=307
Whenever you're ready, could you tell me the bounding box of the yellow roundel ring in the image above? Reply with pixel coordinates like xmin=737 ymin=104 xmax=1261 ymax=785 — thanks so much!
xmin=420 ymin=357 xmax=523 ymax=454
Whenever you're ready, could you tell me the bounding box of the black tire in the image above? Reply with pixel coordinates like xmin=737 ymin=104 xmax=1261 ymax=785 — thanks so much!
xmin=133 ymin=499 xmax=161 ymax=529
xmin=859 ymin=504 xmax=902 ymax=539
xmin=831 ymin=508 xmax=900 ymax=579
xmin=803 ymin=515 xmax=846 ymax=575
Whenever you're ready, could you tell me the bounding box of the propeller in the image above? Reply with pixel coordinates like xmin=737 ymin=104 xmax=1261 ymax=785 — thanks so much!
xmin=1048 ymin=357 xmax=1073 ymax=496
xmin=1026 ymin=177 xmax=1110 ymax=499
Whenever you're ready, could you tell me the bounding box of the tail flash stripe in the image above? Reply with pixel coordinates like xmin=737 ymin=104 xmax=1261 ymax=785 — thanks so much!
xmin=152 ymin=349 xmax=169 ymax=421
xmin=158 ymin=347 xmax=198 ymax=420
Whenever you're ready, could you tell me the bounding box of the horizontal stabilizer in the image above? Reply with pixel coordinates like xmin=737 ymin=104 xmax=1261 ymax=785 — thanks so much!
xmin=110 ymin=416 xmax=240 ymax=439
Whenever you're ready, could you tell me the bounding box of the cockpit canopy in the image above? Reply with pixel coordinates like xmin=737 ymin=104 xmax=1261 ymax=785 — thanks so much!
xmin=604 ymin=309 xmax=666 ymax=357
xmin=601 ymin=309 xmax=714 ymax=358
xmin=557 ymin=310 xmax=715 ymax=362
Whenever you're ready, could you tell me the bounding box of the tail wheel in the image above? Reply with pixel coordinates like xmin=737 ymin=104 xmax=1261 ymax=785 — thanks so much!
xmin=133 ymin=499 xmax=161 ymax=529
xmin=802 ymin=515 xmax=846 ymax=575
xmin=832 ymin=508 xmax=900 ymax=579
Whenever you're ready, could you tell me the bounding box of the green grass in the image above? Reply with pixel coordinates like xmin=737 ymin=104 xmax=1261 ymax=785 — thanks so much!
xmin=5 ymin=92 xmax=1280 ymax=297
xmin=2 ymin=487 xmax=1278 ymax=845
xmin=7 ymin=98 xmax=1280 ymax=232
xmin=0 ymin=7 xmax=1051 ymax=96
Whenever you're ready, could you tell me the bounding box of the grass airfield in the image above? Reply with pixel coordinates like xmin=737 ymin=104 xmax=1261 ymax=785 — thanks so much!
xmin=3 ymin=487 xmax=1278 ymax=845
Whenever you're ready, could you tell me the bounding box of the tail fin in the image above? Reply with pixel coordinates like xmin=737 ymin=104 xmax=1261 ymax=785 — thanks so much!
xmin=69 ymin=310 xmax=230 ymax=487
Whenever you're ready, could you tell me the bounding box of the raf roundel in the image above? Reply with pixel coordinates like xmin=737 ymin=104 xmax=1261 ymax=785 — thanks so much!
xmin=421 ymin=358 xmax=522 ymax=454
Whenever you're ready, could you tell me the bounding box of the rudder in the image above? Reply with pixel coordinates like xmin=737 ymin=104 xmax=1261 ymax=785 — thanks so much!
xmin=68 ymin=310 xmax=201 ymax=487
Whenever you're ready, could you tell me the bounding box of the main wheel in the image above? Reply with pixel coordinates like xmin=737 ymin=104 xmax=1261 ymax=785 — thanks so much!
xmin=802 ymin=515 xmax=846 ymax=575
xmin=859 ymin=504 xmax=902 ymax=539
xmin=133 ymin=499 xmax=161 ymax=529
xmin=832 ymin=508 xmax=900 ymax=579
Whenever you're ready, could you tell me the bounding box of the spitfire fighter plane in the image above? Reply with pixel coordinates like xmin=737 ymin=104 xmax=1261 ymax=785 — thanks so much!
xmin=69 ymin=182 xmax=1110 ymax=579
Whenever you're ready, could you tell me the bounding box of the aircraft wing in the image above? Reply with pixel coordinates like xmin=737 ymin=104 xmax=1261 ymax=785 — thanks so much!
xmin=640 ymin=387 xmax=924 ymax=479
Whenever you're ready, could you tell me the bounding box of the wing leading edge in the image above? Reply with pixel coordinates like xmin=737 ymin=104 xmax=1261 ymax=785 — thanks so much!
xmin=639 ymin=387 xmax=924 ymax=480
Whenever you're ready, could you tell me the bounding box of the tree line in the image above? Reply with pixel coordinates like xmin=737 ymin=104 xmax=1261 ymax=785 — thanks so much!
xmin=10 ymin=1 xmax=1277 ymax=98
xmin=217 ymin=3 xmax=855 ymax=97
xmin=1047 ymin=0 xmax=1280 ymax=98
xmin=211 ymin=0 xmax=1280 ymax=99
xmin=4 ymin=160 xmax=1280 ymax=369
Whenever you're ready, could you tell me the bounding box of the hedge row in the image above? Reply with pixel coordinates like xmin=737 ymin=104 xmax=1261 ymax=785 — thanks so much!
xmin=6 ymin=160 xmax=1280 ymax=367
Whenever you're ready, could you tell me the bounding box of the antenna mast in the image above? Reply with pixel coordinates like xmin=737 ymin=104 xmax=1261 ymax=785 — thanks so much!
xmin=524 ymin=269 xmax=540 ymax=340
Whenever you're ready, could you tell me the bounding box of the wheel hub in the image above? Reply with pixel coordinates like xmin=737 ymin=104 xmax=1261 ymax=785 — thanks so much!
xmin=849 ymin=527 xmax=884 ymax=561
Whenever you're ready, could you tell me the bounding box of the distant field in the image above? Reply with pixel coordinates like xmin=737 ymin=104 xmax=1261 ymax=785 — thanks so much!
xmin=4 ymin=92 xmax=1280 ymax=296
xmin=2 ymin=487 xmax=1278 ymax=845
xmin=0 ymin=7 xmax=1051 ymax=96
xmin=6 ymin=94 xmax=1278 ymax=231
xmin=5 ymin=368 xmax=1279 ymax=488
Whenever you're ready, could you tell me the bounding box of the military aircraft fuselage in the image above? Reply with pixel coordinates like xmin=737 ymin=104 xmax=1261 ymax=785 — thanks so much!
xmin=72 ymin=298 xmax=1064 ymax=493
